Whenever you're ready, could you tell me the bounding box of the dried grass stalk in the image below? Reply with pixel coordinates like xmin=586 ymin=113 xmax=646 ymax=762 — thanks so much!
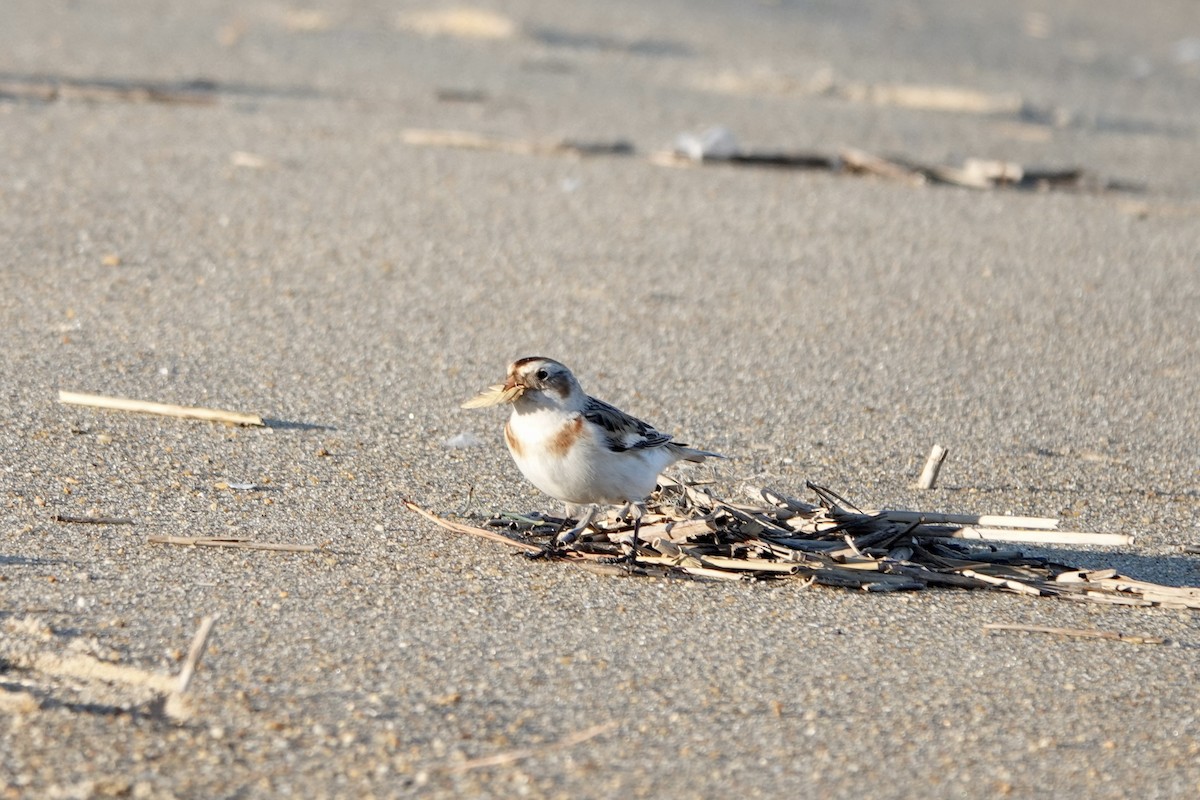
xmin=59 ymin=391 xmax=263 ymax=426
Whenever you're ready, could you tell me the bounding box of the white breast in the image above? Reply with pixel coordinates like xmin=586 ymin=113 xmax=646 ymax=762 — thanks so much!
xmin=504 ymin=407 xmax=676 ymax=506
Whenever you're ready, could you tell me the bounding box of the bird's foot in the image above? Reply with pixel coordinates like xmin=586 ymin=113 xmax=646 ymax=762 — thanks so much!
xmin=598 ymin=548 xmax=640 ymax=569
xmin=523 ymin=540 xmax=567 ymax=560
xmin=522 ymin=517 xmax=589 ymax=559
xmin=598 ymin=516 xmax=643 ymax=569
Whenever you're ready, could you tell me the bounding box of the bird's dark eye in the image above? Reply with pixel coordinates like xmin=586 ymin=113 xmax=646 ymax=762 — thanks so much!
xmin=535 ymin=369 xmax=549 ymax=381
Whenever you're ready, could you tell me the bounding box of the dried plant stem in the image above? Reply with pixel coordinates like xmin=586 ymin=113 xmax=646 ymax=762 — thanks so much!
xmin=163 ymin=614 xmax=219 ymax=721
xmin=880 ymin=510 xmax=1059 ymax=530
xmin=403 ymin=501 xmax=545 ymax=553
xmin=173 ymin=615 xmax=219 ymax=697
xmin=58 ymin=390 xmax=263 ymax=426
xmin=916 ymin=444 xmax=949 ymax=489
xmin=939 ymin=527 xmax=1133 ymax=546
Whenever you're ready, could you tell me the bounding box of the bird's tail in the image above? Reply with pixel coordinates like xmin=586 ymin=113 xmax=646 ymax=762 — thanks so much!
xmin=668 ymin=443 xmax=725 ymax=463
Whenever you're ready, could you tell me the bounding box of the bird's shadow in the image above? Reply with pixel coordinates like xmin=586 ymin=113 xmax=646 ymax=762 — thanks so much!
xmin=1021 ymin=546 xmax=1200 ymax=590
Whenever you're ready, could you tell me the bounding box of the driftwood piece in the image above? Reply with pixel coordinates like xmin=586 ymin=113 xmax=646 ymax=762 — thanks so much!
xmin=404 ymin=481 xmax=1197 ymax=610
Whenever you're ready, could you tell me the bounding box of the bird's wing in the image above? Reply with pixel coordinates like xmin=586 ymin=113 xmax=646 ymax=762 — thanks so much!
xmin=583 ymin=397 xmax=673 ymax=452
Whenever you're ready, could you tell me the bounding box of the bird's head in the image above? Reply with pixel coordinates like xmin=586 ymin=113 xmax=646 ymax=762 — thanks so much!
xmin=461 ymin=357 xmax=582 ymax=410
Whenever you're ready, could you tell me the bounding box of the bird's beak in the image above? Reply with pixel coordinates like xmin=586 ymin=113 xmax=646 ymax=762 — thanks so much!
xmin=461 ymin=377 xmax=525 ymax=409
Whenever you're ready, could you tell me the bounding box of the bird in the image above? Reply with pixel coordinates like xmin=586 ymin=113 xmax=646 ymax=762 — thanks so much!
xmin=462 ymin=356 xmax=722 ymax=553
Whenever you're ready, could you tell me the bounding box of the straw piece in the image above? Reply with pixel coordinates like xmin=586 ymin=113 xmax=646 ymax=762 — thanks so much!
xmin=148 ymin=535 xmax=318 ymax=552
xmin=58 ymin=390 xmax=263 ymax=426
xmin=983 ymin=623 xmax=1164 ymax=645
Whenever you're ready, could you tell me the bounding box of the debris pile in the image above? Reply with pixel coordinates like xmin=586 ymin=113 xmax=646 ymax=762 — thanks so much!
xmin=406 ymin=478 xmax=1200 ymax=609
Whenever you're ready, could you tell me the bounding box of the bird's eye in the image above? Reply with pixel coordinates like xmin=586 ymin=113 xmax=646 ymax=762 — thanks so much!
xmin=535 ymin=369 xmax=549 ymax=381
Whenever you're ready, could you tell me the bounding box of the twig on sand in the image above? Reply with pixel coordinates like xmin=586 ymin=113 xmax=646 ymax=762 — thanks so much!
xmin=58 ymin=390 xmax=263 ymax=426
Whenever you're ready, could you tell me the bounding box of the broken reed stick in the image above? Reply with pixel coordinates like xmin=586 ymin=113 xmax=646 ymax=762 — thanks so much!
xmin=880 ymin=510 xmax=1059 ymax=530
xmin=916 ymin=444 xmax=949 ymax=489
xmin=58 ymin=390 xmax=264 ymax=426
xmin=148 ymin=535 xmax=318 ymax=553
xmin=983 ymin=623 xmax=1164 ymax=645
xmin=938 ymin=527 xmax=1134 ymax=546
xmin=164 ymin=614 xmax=219 ymax=720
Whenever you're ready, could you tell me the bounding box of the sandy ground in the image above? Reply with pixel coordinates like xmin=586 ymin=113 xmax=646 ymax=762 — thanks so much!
xmin=2 ymin=1 xmax=1199 ymax=797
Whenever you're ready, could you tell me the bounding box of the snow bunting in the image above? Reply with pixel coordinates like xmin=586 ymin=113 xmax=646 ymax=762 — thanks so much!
xmin=462 ymin=356 xmax=722 ymax=548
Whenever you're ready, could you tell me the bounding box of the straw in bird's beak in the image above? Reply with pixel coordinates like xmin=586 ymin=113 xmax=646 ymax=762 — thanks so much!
xmin=461 ymin=381 xmax=524 ymax=409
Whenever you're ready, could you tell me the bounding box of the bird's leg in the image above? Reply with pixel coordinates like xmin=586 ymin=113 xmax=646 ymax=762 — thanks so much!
xmin=525 ymin=505 xmax=598 ymax=559
xmin=600 ymin=503 xmax=644 ymax=568
xmin=554 ymin=504 xmax=598 ymax=548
